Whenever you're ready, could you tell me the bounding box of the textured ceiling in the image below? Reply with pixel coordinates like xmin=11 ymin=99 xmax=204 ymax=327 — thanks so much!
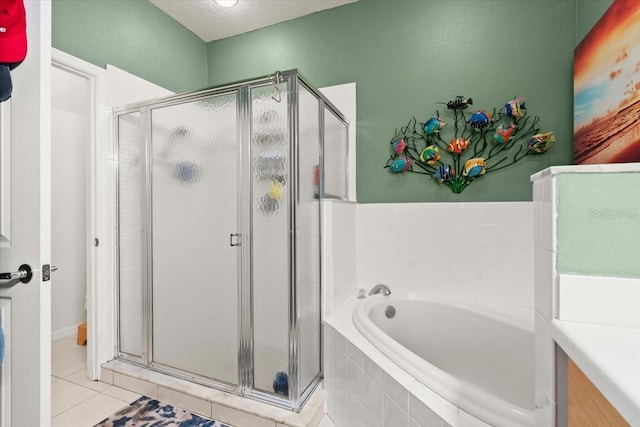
xmin=149 ymin=0 xmax=358 ymax=42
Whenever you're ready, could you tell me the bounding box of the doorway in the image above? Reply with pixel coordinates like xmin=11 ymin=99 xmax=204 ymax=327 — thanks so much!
xmin=50 ymin=48 xmax=106 ymax=382
xmin=51 ymin=65 xmax=90 ymax=343
xmin=50 ymin=61 xmax=93 ymax=395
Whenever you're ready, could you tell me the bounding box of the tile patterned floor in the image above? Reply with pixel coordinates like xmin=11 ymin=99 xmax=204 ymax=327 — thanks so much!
xmin=51 ymin=337 xmax=144 ymax=427
xmin=51 ymin=336 xmax=335 ymax=427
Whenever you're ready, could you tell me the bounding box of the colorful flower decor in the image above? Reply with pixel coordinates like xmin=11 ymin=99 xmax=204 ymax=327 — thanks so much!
xmin=384 ymin=96 xmax=555 ymax=193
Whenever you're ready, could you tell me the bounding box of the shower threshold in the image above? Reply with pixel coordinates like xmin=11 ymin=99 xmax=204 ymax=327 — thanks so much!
xmin=101 ymin=360 xmax=325 ymax=427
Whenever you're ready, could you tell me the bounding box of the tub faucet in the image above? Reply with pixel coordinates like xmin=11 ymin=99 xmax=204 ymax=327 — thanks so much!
xmin=369 ymin=284 xmax=391 ymax=296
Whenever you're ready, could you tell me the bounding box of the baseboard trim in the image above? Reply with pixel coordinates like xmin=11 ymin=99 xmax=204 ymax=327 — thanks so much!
xmin=52 ymin=324 xmax=80 ymax=341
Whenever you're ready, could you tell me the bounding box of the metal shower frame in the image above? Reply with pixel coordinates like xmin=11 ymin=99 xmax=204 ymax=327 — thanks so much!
xmin=113 ymin=69 xmax=349 ymax=411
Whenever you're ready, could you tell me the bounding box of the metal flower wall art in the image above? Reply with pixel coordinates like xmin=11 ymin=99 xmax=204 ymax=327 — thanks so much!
xmin=385 ymin=96 xmax=555 ymax=193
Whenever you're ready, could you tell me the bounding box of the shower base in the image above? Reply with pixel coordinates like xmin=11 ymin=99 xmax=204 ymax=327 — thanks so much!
xmin=101 ymin=360 xmax=325 ymax=427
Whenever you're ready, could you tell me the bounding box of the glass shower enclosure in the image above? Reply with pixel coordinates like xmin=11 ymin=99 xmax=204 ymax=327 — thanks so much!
xmin=115 ymin=70 xmax=349 ymax=410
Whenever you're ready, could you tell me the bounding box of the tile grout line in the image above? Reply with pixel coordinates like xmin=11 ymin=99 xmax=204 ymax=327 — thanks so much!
xmin=52 ymin=384 xmax=141 ymax=425
xmin=52 ymin=379 xmax=99 ymax=419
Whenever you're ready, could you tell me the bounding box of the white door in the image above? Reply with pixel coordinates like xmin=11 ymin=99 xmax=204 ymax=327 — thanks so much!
xmin=0 ymin=2 xmax=52 ymax=426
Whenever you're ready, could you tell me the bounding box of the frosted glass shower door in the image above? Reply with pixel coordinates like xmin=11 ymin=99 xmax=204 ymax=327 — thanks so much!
xmin=151 ymin=94 xmax=240 ymax=385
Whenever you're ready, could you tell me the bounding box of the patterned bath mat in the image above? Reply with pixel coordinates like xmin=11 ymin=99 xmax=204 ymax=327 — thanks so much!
xmin=95 ymin=396 xmax=233 ymax=427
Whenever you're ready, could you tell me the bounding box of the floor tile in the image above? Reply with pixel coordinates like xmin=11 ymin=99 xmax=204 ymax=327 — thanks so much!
xmin=50 ymin=340 xmax=328 ymax=427
xmin=52 ymin=393 xmax=130 ymax=427
xmin=101 ymin=385 xmax=142 ymax=403
xmin=52 ymin=379 xmax=97 ymax=417
xmin=52 ymin=337 xmax=80 ymax=358
xmin=52 ymin=347 xmax=87 ymax=378
xmin=65 ymin=369 xmax=112 ymax=393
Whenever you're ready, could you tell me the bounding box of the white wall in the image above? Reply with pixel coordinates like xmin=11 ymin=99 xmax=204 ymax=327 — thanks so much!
xmin=107 ymin=65 xmax=173 ymax=108
xmin=322 ymin=200 xmax=357 ymax=320
xmin=324 ymin=201 xmax=535 ymax=323
xmin=51 ymin=66 xmax=90 ymax=339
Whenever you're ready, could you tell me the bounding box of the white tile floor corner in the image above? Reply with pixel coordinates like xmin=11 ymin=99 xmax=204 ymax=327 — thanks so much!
xmin=51 ymin=336 xmax=144 ymax=427
xmin=52 ymin=336 xmax=334 ymax=427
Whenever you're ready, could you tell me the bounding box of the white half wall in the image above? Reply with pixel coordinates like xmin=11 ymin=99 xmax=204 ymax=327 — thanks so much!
xmin=322 ymin=200 xmax=357 ymax=320
xmin=323 ymin=201 xmax=535 ymax=324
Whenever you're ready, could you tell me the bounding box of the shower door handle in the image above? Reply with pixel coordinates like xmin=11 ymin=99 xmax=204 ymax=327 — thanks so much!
xmin=230 ymin=233 xmax=241 ymax=247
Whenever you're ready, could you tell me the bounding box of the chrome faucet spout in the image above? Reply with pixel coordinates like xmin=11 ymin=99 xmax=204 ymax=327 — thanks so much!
xmin=369 ymin=284 xmax=391 ymax=296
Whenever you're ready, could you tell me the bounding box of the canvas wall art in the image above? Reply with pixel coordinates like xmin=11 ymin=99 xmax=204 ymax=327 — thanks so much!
xmin=574 ymin=0 xmax=640 ymax=164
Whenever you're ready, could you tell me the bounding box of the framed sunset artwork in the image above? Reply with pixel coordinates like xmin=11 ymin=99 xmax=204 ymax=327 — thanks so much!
xmin=574 ymin=0 xmax=640 ymax=164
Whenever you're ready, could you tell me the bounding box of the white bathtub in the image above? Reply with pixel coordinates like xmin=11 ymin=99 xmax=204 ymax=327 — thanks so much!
xmin=353 ymin=294 xmax=534 ymax=427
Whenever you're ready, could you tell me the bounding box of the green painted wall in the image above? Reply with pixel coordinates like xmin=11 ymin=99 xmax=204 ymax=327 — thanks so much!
xmin=556 ymin=173 xmax=640 ymax=278
xmin=576 ymin=0 xmax=614 ymax=43
xmin=50 ymin=0 xmax=615 ymax=203
xmin=52 ymin=0 xmax=207 ymax=93
xmin=207 ymin=0 xmax=578 ymax=202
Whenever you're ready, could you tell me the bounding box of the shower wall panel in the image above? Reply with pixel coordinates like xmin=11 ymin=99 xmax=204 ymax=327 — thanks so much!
xmin=118 ymin=111 xmax=144 ymax=358
xmin=296 ymin=83 xmax=322 ymax=392
xmin=324 ymin=108 xmax=348 ymax=199
xmin=251 ymin=84 xmax=291 ymax=394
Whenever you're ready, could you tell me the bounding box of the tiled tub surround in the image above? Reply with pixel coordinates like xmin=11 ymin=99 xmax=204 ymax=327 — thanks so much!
xmin=354 ymin=202 xmax=534 ymax=313
xmin=100 ymin=361 xmax=325 ymax=427
xmin=324 ymin=294 xmax=532 ymax=427
xmin=321 ymin=200 xmax=537 ymax=427
xmin=322 ymin=201 xmax=535 ymax=321
xmin=353 ymin=293 xmax=534 ymax=426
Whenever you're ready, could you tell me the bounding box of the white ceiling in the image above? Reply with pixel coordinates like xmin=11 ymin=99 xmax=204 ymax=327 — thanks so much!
xmin=149 ymin=0 xmax=358 ymax=43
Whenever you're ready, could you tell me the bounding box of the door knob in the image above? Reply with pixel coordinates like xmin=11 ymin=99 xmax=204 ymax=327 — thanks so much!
xmin=0 ymin=264 xmax=33 ymax=283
